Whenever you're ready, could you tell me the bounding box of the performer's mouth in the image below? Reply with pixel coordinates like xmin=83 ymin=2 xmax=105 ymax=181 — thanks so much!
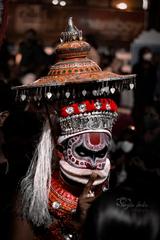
xmin=59 ymin=159 xmax=110 ymax=185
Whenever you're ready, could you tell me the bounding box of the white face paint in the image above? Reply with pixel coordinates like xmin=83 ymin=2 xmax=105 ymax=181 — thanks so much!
xmin=59 ymin=132 xmax=112 ymax=185
xmin=120 ymin=141 xmax=134 ymax=153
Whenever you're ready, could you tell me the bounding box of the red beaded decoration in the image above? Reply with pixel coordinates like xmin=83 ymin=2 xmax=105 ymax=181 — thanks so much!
xmin=60 ymin=98 xmax=118 ymax=118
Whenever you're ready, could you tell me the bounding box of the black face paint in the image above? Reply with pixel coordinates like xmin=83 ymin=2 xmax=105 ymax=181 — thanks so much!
xmin=75 ymin=144 xmax=108 ymax=160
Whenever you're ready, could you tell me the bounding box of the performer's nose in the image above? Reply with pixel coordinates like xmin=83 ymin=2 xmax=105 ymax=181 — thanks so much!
xmin=92 ymin=154 xmax=96 ymax=162
xmin=90 ymin=154 xmax=97 ymax=169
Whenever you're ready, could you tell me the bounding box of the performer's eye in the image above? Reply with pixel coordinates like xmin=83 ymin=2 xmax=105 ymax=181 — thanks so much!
xmin=79 ymin=151 xmax=86 ymax=156
xmin=96 ymin=146 xmax=108 ymax=158
xmin=75 ymin=145 xmax=90 ymax=157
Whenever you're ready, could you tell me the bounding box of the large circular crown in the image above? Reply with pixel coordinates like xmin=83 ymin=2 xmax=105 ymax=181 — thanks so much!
xmin=13 ymin=17 xmax=136 ymax=103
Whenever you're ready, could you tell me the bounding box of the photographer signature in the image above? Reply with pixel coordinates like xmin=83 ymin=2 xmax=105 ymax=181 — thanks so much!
xmin=116 ymin=197 xmax=148 ymax=210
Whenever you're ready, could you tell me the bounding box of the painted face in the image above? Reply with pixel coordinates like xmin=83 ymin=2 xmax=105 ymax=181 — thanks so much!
xmin=59 ymin=132 xmax=111 ymax=185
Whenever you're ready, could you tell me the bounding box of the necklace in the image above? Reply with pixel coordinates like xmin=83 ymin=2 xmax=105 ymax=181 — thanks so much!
xmin=48 ymin=171 xmax=78 ymax=218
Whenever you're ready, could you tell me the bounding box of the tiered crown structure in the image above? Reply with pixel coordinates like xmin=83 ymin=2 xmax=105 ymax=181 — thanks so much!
xmin=13 ymin=17 xmax=136 ymax=103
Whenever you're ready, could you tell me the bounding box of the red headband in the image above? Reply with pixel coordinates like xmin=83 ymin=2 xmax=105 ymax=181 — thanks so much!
xmin=60 ymin=98 xmax=118 ymax=118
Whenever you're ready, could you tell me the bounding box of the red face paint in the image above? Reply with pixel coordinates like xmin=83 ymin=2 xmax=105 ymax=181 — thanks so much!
xmin=89 ymin=132 xmax=101 ymax=145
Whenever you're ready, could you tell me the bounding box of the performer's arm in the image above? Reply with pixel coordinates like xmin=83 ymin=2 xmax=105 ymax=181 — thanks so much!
xmin=71 ymin=173 xmax=97 ymax=231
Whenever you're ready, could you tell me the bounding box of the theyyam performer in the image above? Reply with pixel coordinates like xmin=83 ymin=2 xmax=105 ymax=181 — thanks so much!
xmin=13 ymin=17 xmax=136 ymax=240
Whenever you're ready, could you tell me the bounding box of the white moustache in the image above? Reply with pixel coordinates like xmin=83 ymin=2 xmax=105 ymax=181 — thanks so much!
xmin=60 ymin=159 xmax=110 ymax=185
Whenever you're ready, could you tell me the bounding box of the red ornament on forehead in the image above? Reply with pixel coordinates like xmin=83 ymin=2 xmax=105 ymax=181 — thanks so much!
xmin=89 ymin=132 xmax=101 ymax=145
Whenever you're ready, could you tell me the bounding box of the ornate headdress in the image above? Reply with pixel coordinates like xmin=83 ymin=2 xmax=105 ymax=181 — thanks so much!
xmin=58 ymin=98 xmax=118 ymax=143
xmin=14 ymin=17 xmax=135 ymax=103
xmin=13 ymin=17 xmax=136 ymax=226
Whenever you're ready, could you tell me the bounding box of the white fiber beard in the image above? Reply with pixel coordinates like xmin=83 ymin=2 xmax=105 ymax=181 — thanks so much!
xmin=20 ymin=120 xmax=53 ymax=227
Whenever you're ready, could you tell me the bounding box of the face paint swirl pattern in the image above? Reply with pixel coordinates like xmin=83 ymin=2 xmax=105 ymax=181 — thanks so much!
xmin=63 ymin=132 xmax=111 ymax=170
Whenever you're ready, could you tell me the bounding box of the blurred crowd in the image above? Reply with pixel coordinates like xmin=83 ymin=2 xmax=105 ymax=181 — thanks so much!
xmin=1 ymin=28 xmax=160 ymax=239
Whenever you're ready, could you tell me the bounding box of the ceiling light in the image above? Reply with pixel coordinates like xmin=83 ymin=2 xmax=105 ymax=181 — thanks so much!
xmin=143 ymin=0 xmax=148 ymax=10
xmin=52 ymin=0 xmax=59 ymax=5
xmin=60 ymin=1 xmax=66 ymax=6
xmin=44 ymin=46 xmax=55 ymax=56
xmin=116 ymin=2 xmax=128 ymax=10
